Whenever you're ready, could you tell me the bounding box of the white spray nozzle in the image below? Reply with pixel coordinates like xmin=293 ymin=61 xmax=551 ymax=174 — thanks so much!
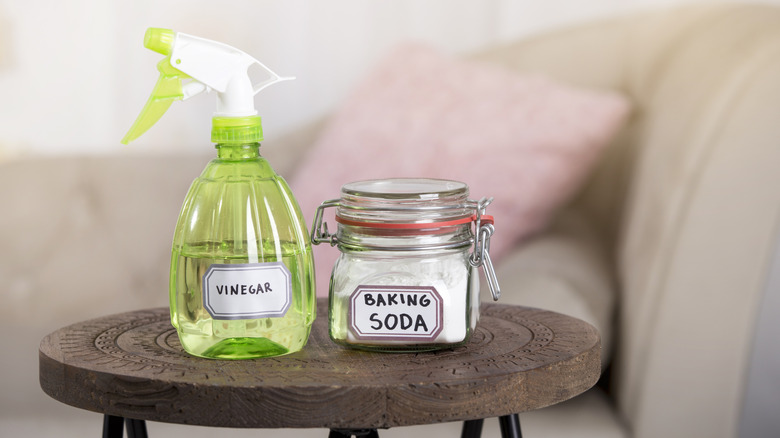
xmin=122 ymin=28 xmax=293 ymax=144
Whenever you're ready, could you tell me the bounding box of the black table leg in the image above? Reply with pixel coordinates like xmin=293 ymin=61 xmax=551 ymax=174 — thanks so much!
xmin=498 ymin=414 xmax=522 ymax=438
xmin=461 ymin=419 xmax=484 ymax=438
xmin=328 ymin=429 xmax=379 ymax=438
xmin=126 ymin=418 xmax=149 ymax=438
xmin=102 ymin=415 xmax=148 ymax=438
xmin=102 ymin=415 xmax=124 ymax=438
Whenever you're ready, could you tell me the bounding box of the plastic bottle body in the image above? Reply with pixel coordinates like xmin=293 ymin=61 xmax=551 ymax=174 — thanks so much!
xmin=169 ymin=143 xmax=315 ymax=359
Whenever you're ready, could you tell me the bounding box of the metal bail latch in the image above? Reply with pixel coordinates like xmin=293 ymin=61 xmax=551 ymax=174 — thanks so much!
xmin=469 ymin=197 xmax=501 ymax=301
xmin=311 ymin=199 xmax=340 ymax=246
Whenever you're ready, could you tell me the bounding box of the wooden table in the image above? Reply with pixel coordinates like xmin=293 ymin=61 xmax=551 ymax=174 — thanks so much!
xmin=39 ymin=299 xmax=600 ymax=438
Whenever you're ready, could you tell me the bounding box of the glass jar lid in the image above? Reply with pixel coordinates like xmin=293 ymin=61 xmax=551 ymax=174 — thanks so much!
xmin=336 ymin=178 xmax=473 ymax=227
xmin=341 ymin=178 xmax=467 ymax=199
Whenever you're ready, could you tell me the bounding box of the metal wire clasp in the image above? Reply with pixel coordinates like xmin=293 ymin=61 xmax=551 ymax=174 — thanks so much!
xmin=311 ymin=199 xmax=340 ymax=246
xmin=469 ymin=197 xmax=501 ymax=301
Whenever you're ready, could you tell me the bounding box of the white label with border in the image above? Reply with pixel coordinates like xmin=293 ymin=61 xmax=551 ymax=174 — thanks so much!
xmin=349 ymin=285 xmax=443 ymax=342
xmin=203 ymin=262 xmax=291 ymax=320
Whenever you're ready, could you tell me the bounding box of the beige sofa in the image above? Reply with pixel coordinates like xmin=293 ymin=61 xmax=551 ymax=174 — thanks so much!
xmin=2 ymin=3 xmax=779 ymax=437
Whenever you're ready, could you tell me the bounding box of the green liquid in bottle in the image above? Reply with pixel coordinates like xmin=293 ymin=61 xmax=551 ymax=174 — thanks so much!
xmin=169 ymin=142 xmax=316 ymax=359
xmin=171 ymin=242 xmax=313 ymax=359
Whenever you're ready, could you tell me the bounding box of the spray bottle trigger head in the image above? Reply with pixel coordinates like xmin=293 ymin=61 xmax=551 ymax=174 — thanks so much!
xmin=145 ymin=28 xmax=175 ymax=56
xmin=120 ymin=59 xmax=186 ymax=145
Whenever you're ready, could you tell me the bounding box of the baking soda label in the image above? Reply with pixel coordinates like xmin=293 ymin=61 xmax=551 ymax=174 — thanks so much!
xmin=349 ymin=285 xmax=444 ymax=341
xmin=202 ymin=262 xmax=292 ymax=320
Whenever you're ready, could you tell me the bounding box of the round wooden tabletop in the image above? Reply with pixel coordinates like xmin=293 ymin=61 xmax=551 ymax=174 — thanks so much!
xmin=39 ymin=299 xmax=600 ymax=429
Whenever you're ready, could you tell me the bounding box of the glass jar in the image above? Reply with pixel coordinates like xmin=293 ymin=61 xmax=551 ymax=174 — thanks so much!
xmin=312 ymin=178 xmax=500 ymax=352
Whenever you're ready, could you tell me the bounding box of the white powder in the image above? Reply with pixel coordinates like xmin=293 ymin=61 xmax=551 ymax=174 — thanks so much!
xmin=332 ymin=251 xmax=478 ymax=345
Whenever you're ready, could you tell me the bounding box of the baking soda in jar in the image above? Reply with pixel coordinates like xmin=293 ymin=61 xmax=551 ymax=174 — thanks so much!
xmin=312 ymin=178 xmax=499 ymax=352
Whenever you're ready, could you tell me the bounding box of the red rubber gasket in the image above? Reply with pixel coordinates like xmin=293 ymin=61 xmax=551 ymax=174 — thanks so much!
xmin=335 ymin=214 xmax=494 ymax=229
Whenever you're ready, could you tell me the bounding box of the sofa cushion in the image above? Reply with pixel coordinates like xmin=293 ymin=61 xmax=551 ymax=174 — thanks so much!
xmin=290 ymin=43 xmax=630 ymax=296
xmin=493 ymin=208 xmax=616 ymax=369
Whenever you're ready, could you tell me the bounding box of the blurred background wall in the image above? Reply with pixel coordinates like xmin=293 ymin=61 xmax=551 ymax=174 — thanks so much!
xmin=0 ymin=0 xmax=774 ymax=158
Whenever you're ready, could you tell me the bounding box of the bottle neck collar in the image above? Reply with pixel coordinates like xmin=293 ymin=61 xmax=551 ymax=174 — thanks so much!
xmin=216 ymin=142 xmax=261 ymax=160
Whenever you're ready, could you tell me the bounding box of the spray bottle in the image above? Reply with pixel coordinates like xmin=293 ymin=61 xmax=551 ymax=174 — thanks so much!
xmin=122 ymin=28 xmax=315 ymax=359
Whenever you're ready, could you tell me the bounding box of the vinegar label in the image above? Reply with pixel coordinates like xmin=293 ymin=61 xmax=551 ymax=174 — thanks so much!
xmin=349 ymin=285 xmax=443 ymax=341
xmin=203 ymin=262 xmax=291 ymax=320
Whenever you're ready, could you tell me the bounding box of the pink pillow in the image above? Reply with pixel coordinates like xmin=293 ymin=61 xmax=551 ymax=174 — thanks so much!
xmin=290 ymin=44 xmax=630 ymax=297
